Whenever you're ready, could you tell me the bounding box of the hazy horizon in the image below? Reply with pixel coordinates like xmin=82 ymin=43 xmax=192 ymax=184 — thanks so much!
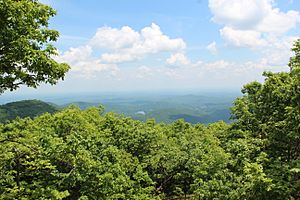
xmin=0 ymin=87 xmax=241 ymax=105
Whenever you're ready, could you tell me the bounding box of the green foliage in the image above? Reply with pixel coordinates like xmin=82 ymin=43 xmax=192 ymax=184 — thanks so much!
xmin=0 ymin=106 xmax=276 ymax=199
xmin=231 ymin=38 xmax=300 ymax=199
xmin=0 ymin=0 xmax=69 ymax=93
xmin=0 ymin=107 xmax=157 ymax=199
xmin=0 ymin=100 xmax=58 ymax=123
xmin=0 ymin=105 xmax=239 ymax=199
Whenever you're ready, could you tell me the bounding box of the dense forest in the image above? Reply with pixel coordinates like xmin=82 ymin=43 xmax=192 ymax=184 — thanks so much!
xmin=1 ymin=39 xmax=300 ymax=199
xmin=1 ymin=0 xmax=300 ymax=199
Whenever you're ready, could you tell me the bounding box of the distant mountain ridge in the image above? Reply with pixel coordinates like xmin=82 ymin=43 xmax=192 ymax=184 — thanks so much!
xmin=62 ymin=97 xmax=232 ymax=124
xmin=0 ymin=94 xmax=233 ymax=124
xmin=0 ymin=100 xmax=58 ymax=123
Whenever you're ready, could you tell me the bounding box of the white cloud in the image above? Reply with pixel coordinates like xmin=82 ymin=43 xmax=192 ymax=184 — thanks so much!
xmin=100 ymin=52 xmax=138 ymax=63
xmin=209 ymin=0 xmax=300 ymax=34
xmin=96 ymin=23 xmax=186 ymax=63
xmin=206 ymin=41 xmax=218 ymax=54
xmin=220 ymin=26 xmax=267 ymax=48
xmin=209 ymin=0 xmax=268 ymax=29
xmin=90 ymin=26 xmax=140 ymax=49
xmin=55 ymin=46 xmax=92 ymax=68
xmin=140 ymin=23 xmax=186 ymax=52
xmin=166 ymin=53 xmax=190 ymax=66
xmin=55 ymin=23 xmax=187 ymax=78
xmin=54 ymin=18 xmax=296 ymax=86
xmin=260 ymin=36 xmax=297 ymax=66
xmin=55 ymin=45 xmax=119 ymax=78
xmin=257 ymin=9 xmax=300 ymax=33
xmin=209 ymin=0 xmax=300 ymax=69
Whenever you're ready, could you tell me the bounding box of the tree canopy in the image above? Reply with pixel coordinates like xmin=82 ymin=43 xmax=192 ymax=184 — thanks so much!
xmin=231 ymin=38 xmax=300 ymax=199
xmin=0 ymin=0 xmax=69 ymax=93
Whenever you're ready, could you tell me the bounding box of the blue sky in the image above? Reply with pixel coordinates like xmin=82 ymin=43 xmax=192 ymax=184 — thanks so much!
xmin=5 ymin=0 xmax=300 ymax=96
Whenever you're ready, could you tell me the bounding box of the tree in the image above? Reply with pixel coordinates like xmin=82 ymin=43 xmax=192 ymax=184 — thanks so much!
xmin=231 ymin=38 xmax=300 ymax=199
xmin=0 ymin=0 xmax=69 ymax=93
xmin=0 ymin=107 xmax=157 ymax=199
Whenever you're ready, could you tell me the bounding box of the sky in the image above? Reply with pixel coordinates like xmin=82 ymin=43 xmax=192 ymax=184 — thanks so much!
xmin=4 ymin=0 xmax=300 ymax=96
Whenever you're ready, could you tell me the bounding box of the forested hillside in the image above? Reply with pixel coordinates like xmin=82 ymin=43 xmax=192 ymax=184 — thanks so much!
xmin=0 ymin=100 xmax=58 ymax=123
xmin=1 ymin=38 xmax=300 ymax=199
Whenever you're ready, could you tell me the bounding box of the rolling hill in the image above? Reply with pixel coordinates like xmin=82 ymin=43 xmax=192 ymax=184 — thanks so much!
xmin=0 ymin=100 xmax=58 ymax=123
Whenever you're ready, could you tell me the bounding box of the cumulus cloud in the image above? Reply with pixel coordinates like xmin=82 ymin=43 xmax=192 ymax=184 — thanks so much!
xmin=90 ymin=26 xmax=140 ymax=49
xmin=100 ymin=53 xmax=137 ymax=63
xmin=166 ymin=53 xmax=190 ymax=66
xmin=209 ymin=0 xmax=268 ymax=29
xmin=219 ymin=28 xmax=297 ymax=66
xmin=206 ymin=41 xmax=218 ymax=54
xmin=55 ymin=45 xmax=119 ymax=78
xmin=209 ymin=0 xmax=300 ymax=34
xmin=257 ymin=9 xmax=300 ymax=33
xmin=220 ymin=27 xmax=267 ymax=48
xmin=208 ymin=0 xmax=300 ymax=54
xmin=208 ymin=0 xmax=299 ymax=71
xmin=55 ymin=23 xmax=186 ymax=78
xmin=97 ymin=23 xmax=186 ymax=63
xmin=259 ymin=36 xmax=298 ymax=66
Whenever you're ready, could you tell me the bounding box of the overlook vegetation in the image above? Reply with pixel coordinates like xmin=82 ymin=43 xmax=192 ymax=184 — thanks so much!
xmin=0 ymin=39 xmax=300 ymax=198
xmin=0 ymin=0 xmax=300 ymax=199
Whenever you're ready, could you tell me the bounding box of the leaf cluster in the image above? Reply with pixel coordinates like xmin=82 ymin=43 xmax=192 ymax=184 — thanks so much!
xmin=0 ymin=0 xmax=69 ymax=93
